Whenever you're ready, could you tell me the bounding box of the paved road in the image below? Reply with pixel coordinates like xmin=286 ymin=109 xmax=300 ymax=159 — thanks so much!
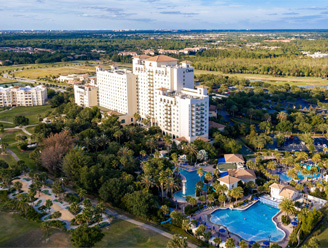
xmin=4 ymin=124 xmax=37 ymax=136
xmin=6 ymin=148 xmax=19 ymax=161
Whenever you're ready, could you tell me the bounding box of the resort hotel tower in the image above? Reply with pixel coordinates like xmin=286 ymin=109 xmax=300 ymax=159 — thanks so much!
xmin=75 ymin=55 xmax=209 ymax=142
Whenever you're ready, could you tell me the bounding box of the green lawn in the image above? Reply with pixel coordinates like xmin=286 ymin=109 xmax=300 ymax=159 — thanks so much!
xmin=217 ymin=163 xmax=237 ymax=171
xmin=96 ymin=219 xmax=169 ymax=248
xmin=0 ymin=213 xmax=169 ymax=248
xmin=0 ymin=123 xmax=16 ymax=128
xmin=0 ymin=212 xmax=71 ymax=247
xmin=0 ymin=105 xmax=52 ymax=124
xmin=0 ymin=153 xmax=17 ymax=166
xmin=0 ymin=129 xmax=25 ymax=144
xmin=8 ymin=146 xmax=35 ymax=169
xmin=25 ymin=126 xmax=35 ymax=135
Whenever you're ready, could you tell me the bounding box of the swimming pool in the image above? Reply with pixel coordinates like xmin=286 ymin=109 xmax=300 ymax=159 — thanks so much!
xmin=210 ymin=202 xmax=284 ymax=242
xmin=279 ymin=172 xmax=321 ymax=181
xmin=173 ymin=169 xmax=207 ymax=202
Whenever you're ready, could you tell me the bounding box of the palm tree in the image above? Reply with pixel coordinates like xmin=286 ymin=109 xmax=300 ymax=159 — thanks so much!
xmin=204 ymin=172 xmax=213 ymax=183
xmin=277 ymin=111 xmax=287 ymax=122
xmin=207 ymin=193 xmax=215 ymax=206
xmin=154 ymin=151 xmax=160 ymax=158
xmin=165 ymin=177 xmax=179 ymax=198
xmin=197 ymin=167 xmax=204 ymax=179
xmin=146 ymin=137 xmax=157 ymax=154
xmin=140 ymin=150 xmax=146 ymax=159
xmin=164 ymin=135 xmax=172 ymax=151
xmin=158 ymin=175 xmax=166 ymax=199
xmin=184 ymin=143 xmax=198 ymax=165
xmin=77 ymin=188 xmax=87 ymax=201
xmin=140 ymin=175 xmax=154 ymax=192
xmin=13 ymin=181 xmax=22 ymax=193
xmin=279 ymin=198 xmax=296 ymax=217
xmin=113 ymin=130 xmax=123 ymax=143
xmin=231 ymin=187 xmax=244 ymax=204
xmin=188 ymin=197 xmax=197 ymax=207
xmin=133 ymin=113 xmax=140 ymax=122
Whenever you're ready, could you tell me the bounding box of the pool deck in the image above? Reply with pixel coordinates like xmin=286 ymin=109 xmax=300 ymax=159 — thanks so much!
xmin=194 ymin=199 xmax=292 ymax=246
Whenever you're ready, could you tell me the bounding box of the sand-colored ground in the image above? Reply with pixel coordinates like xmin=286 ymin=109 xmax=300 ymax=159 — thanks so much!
xmin=12 ymin=179 xmax=29 ymax=192
xmin=52 ymin=203 xmax=74 ymax=221
xmin=38 ymin=192 xmax=53 ymax=200
xmin=60 ymin=209 xmax=75 ymax=221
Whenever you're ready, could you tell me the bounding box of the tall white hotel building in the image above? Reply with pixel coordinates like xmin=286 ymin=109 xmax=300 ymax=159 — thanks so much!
xmin=78 ymin=55 xmax=209 ymax=142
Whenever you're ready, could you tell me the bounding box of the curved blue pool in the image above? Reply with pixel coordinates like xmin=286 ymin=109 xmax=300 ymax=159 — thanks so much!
xmin=279 ymin=172 xmax=321 ymax=182
xmin=173 ymin=169 xmax=207 ymax=202
xmin=210 ymin=202 xmax=284 ymax=242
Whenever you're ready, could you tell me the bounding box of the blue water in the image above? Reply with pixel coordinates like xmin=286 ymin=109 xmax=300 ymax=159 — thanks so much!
xmin=210 ymin=202 xmax=284 ymax=242
xmin=279 ymin=172 xmax=321 ymax=181
xmin=173 ymin=169 xmax=207 ymax=202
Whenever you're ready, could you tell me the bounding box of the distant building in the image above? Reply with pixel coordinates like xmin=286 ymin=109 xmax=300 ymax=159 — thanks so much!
xmin=0 ymin=85 xmax=47 ymax=107
xmin=209 ymin=121 xmax=226 ymax=131
xmin=209 ymin=105 xmax=217 ymax=118
xmin=74 ymin=85 xmax=98 ymax=108
xmin=57 ymin=74 xmax=78 ymax=82
xmin=118 ymin=51 xmax=138 ymax=56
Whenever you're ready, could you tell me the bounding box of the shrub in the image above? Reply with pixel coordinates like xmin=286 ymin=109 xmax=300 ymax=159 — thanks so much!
xmin=281 ymin=215 xmax=291 ymax=226
xmin=64 ymin=193 xmax=80 ymax=204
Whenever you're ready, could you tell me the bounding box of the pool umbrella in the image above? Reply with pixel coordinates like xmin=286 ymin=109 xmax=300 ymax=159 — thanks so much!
xmin=249 ymin=241 xmax=255 ymax=245
xmin=219 ymin=228 xmax=226 ymax=233
xmin=253 ymin=197 xmax=258 ymax=200
xmin=291 ymin=222 xmax=298 ymax=226
xmin=263 ymin=241 xmax=270 ymax=246
xmin=213 ymin=226 xmax=215 ymax=230
xmin=208 ymin=226 xmax=211 ymax=229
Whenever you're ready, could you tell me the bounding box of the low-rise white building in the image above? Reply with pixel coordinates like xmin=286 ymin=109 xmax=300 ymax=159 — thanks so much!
xmin=74 ymin=85 xmax=98 ymax=107
xmin=57 ymin=74 xmax=78 ymax=82
xmin=218 ymin=175 xmax=240 ymax=190
xmin=270 ymin=183 xmax=299 ymax=201
xmin=228 ymin=169 xmax=256 ymax=184
xmin=0 ymin=85 xmax=47 ymax=107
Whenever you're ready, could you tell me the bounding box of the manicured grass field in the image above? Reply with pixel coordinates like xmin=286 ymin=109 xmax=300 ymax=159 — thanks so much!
xmin=0 ymin=212 xmax=71 ymax=247
xmin=0 ymin=129 xmax=25 ymax=144
xmin=95 ymin=219 xmax=169 ymax=248
xmin=8 ymin=146 xmax=35 ymax=169
xmin=0 ymin=105 xmax=52 ymax=124
xmin=195 ymin=70 xmax=328 ymax=86
xmin=15 ymin=65 xmax=96 ymax=79
xmin=0 ymin=77 xmax=14 ymax=84
xmin=217 ymin=163 xmax=237 ymax=171
xmin=0 ymin=213 xmax=169 ymax=248
xmin=0 ymin=153 xmax=17 ymax=166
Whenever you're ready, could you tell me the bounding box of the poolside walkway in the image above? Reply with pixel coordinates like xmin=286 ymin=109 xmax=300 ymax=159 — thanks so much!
xmin=273 ymin=211 xmax=293 ymax=247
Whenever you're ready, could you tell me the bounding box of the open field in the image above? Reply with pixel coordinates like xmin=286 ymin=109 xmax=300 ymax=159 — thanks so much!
xmin=15 ymin=65 xmax=96 ymax=79
xmin=0 ymin=77 xmax=14 ymax=84
xmin=0 ymin=61 xmax=99 ymax=73
xmin=195 ymin=70 xmax=328 ymax=86
xmin=0 ymin=212 xmax=71 ymax=248
xmin=96 ymin=219 xmax=169 ymax=248
xmin=0 ymin=105 xmax=52 ymax=124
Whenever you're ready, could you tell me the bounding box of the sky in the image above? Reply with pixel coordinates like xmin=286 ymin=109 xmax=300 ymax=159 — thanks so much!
xmin=0 ymin=0 xmax=328 ymax=30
